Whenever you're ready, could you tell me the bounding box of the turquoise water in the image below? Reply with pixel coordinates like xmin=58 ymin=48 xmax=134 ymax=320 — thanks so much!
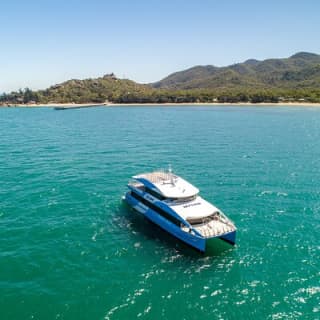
xmin=0 ymin=106 xmax=319 ymax=320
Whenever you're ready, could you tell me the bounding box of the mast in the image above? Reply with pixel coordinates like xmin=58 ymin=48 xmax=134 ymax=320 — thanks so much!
xmin=168 ymin=164 xmax=174 ymax=185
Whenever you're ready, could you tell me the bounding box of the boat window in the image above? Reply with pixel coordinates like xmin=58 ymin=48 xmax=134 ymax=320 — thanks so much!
xmin=168 ymin=195 xmax=197 ymax=203
xmin=187 ymin=211 xmax=220 ymax=225
xmin=145 ymin=187 xmax=165 ymax=200
xmin=130 ymin=191 xmax=182 ymax=226
xmin=187 ymin=217 xmax=205 ymax=225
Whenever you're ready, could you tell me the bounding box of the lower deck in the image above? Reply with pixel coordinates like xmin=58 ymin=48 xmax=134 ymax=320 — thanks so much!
xmin=182 ymin=218 xmax=235 ymax=238
xmin=126 ymin=188 xmax=236 ymax=241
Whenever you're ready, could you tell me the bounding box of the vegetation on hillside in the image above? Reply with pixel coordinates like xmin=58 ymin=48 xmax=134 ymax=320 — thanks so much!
xmin=0 ymin=74 xmax=153 ymax=104
xmin=152 ymin=52 xmax=320 ymax=92
xmin=1 ymin=53 xmax=320 ymax=105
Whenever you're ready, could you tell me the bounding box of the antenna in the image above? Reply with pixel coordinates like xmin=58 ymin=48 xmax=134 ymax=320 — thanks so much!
xmin=168 ymin=164 xmax=174 ymax=185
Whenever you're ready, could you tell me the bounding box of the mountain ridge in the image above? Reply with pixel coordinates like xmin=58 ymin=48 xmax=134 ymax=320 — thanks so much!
xmin=152 ymin=52 xmax=320 ymax=90
xmin=1 ymin=52 xmax=320 ymax=105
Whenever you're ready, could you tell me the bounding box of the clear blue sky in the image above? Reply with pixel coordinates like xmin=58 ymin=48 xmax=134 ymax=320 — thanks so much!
xmin=1 ymin=0 xmax=319 ymax=92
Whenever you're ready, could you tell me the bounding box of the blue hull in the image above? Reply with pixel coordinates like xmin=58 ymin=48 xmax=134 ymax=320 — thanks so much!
xmin=219 ymin=230 xmax=236 ymax=245
xmin=125 ymin=192 xmax=206 ymax=251
xmin=125 ymin=192 xmax=236 ymax=252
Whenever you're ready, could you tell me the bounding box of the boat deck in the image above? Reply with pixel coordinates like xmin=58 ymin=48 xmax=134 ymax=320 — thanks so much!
xmin=133 ymin=170 xmax=199 ymax=199
xmin=134 ymin=171 xmax=176 ymax=184
xmin=183 ymin=220 xmax=235 ymax=238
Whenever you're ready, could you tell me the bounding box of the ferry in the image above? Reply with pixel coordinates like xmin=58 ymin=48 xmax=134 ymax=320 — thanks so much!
xmin=124 ymin=167 xmax=236 ymax=252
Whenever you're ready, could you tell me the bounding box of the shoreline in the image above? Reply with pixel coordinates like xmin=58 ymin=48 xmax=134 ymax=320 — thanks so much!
xmin=109 ymin=102 xmax=320 ymax=107
xmin=2 ymin=102 xmax=320 ymax=108
xmin=1 ymin=103 xmax=108 ymax=108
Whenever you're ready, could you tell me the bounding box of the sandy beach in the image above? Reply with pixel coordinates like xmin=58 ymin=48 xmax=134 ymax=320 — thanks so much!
xmin=1 ymin=103 xmax=108 ymax=108
xmin=108 ymin=102 xmax=320 ymax=107
xmin=2 ymin=102 xmax=320 ymax=108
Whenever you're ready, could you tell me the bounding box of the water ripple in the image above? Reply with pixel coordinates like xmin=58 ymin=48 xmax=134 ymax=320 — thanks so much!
xmin=1 ymin=107 xmax=319 ymax=319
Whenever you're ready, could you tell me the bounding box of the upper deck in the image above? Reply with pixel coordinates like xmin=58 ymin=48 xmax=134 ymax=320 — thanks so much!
xmin=132 ymin=170 xmax=199 ymax=199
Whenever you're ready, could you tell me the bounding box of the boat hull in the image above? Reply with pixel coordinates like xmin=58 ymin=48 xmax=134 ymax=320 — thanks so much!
xmin=125 ymin=192 xmax=207 ymax=251
xmin=219 ymin=230 xmax=236 ymax=245
xmin=125 ymin=192 xmax=236 ymax=252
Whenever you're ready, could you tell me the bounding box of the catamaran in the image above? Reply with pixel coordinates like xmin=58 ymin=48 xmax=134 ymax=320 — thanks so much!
xmin=123 ymin=167 xmax=236 ymax=252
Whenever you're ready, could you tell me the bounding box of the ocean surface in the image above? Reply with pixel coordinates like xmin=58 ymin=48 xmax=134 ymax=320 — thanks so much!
xmin=0 ymin=105 xmax=319 ymax=320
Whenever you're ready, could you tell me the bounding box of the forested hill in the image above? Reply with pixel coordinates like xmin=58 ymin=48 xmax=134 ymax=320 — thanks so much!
xmin=152 ymin=52 xmax=320 ymax=90
xmin=1 ymin=53 xmax=320 ymax=105
xmin=0 ymin=74 xmax=154 ymax=104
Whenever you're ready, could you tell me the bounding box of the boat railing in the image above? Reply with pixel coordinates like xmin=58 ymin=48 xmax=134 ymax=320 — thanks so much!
xmin=128 ymin=180 xmax=145 ymax=189
xmin=135 ymin=170 xmax=177 ymax=185
xmin=188 ymin=214 xmax=236 ymax=238
xmin=217 ymin=212 xmax=236 ymax=228
xmin=163 ymin=195 xmax=197 ymax=205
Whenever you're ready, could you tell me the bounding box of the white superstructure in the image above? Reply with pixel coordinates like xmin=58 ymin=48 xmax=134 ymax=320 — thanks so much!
xmin=125 ymin=168 xmax=237 ymax=252
xmin=133 ymin=171 xmax=199 ymax=199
